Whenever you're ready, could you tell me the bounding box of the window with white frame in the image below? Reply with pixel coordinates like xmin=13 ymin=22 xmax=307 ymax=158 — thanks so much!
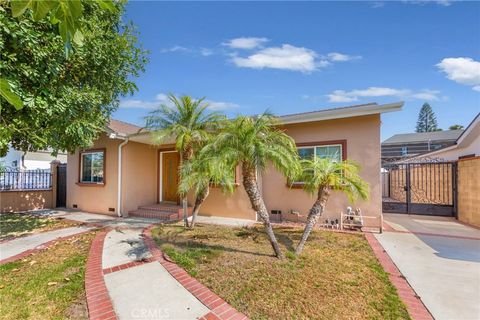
xmin=295 ymin=144 xmax=343 ymax=184
xmin=80 ymin=150 xmax=105 ymax=183
xmin=298 ymin=144 xmax=343 ymax=162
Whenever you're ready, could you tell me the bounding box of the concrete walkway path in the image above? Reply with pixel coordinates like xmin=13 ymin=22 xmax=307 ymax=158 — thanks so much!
xmin=377 ymin=214 xmax=480 ymax=320
xmin=103 ymin=229 xmax=208 ymax=320
xmin=0 ymin=226 xmax=92 ymax=262
xmin=86 ymin=227 xmax=247 ymax=320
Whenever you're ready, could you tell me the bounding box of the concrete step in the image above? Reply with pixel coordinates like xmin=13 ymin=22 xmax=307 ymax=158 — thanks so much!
xmin=128 ymin=210 xmax=179 ymax=221
xmin=138 ymin=204 xmax=182 ymax=213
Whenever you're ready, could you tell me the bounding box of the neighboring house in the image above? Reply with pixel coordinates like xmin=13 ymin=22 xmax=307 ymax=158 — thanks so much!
xmin=66 ymin=102 xmax=403 ymax=228
xmin=381 ymin=129 xmax=464 ymax=163
xmin=0 ymin=146 xmax=67 ymax=170
xmin=414 ymin=113 xmax=479 ymax=161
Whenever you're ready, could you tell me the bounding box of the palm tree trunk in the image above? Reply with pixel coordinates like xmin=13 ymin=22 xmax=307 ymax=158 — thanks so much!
xmin=190 ymin=186 xmax=209 ymax=229
xmin=295 ymin=187 xmax=330 ymax=256
xmin=242 ymin=163 xmax=284 ymax=259
xmin=180 ymin=150 xmax=192 ymax=228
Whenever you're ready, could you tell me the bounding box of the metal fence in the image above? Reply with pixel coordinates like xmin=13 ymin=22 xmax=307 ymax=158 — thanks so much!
xmin=0 ymin=170 xmax=52 ymax=191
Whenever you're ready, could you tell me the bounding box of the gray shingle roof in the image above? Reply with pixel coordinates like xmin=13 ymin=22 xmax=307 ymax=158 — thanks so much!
xmin=382 ymin=130 xmax=464 ymax=144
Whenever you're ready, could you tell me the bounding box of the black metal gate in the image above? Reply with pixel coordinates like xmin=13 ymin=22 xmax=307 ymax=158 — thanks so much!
xmin=382 ymin=162 xmax=457 ymax=216
xmin=56 ymin=164 xmax=67 ymax=207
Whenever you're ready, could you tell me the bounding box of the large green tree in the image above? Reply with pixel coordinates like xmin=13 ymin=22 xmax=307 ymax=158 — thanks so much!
xmin=415 ymin=103 xmax=440 ymax=133
xmin=0 ymin=0 xmax=147 ymax=156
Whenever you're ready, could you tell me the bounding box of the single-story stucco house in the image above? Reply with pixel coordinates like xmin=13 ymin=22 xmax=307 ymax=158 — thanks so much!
xmin=66 ymin=101 xmax=403 ymax=228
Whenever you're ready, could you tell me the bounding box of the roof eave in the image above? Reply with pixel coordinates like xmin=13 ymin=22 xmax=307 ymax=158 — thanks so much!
xmin=279 ymin=101 xmax=404 ymax=125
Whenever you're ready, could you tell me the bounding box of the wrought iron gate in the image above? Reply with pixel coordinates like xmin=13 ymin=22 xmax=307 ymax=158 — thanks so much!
xmin=382 ymin=162 xmax=457 ymax=216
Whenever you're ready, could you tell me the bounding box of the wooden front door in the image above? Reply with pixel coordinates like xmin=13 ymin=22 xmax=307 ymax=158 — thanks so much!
xmin=162 ymin=152 xmax=180 ymax=203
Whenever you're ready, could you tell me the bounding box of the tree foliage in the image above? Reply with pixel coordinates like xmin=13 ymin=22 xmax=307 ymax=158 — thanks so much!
xmin=415 ymin=103 xmax=440 ymax=133
xmin=449 ymin=124 xmax=464 ymax=130
xmin=0 ymin=1 xmax=148 ymax=156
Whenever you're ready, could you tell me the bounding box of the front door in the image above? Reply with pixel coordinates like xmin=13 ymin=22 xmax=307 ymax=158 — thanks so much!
xmin=162 ymin=152 xmax=180 ymax=203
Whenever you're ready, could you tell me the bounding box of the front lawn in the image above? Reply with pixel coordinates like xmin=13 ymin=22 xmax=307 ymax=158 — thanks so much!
xmin=152 ymin=224 xmax=410 ymax=320
xmin=0 ymin=232 xmax=95 ymax=320
xmin=0 ymin=212 xmax=79 ymax=241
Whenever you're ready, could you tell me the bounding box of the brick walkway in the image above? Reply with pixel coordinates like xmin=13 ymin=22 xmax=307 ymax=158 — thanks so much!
xmin=85 ymin=226 xmax=248 ymax=320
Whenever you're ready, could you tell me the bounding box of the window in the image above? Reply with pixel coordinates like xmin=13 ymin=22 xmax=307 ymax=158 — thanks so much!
xmin=401 ymin=146 xmax=408 ymax=156
xmin=298 ymin=144 xmax=343 ymax=162
xmin=80 ymin=150 xmax=105 ymax=184
xmin=294 ymin=143 xmax=344 ymax=185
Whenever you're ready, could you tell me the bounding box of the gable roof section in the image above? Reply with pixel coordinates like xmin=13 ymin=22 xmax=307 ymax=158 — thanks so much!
xmin=382 ymin=129 xmax=464 ymax=145
xmin=107 ymin=119 xmax=143 ymax=136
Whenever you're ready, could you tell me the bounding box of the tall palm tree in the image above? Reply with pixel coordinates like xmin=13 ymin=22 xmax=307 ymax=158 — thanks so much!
xmin=206 ymin=113 xmax=300 ymax=259
xmin=178 ymin=148 xmax=236 ymax=229
xmin=294 ymin=158 xmax=370 ymax=256
xmin=145 ymin=94 xmax=225 ymax=226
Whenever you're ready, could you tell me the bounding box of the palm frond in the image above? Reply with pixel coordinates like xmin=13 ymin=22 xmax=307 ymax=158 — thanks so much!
xmin=300 ymin=158 xmax=369 ymax=203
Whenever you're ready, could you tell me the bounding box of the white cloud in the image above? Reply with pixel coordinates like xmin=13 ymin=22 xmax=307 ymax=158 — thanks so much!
xmin=232 ymin=44 xmax=322 ymax=73
xmin=326 ymin=87 xmax=443 ymax=103
xmin=402 ymin=0 xmax=452 ymax=6
xmin=159 ymin=46 xmax=190 ymax=54
xmin=436 ymin=57 xmax=480 ymax=91
xmin=206 ymin=100 xmax=239 ymax=111
xmin=371 ymin=1 xmax=385 ymax=8
xmin=224 ymin=38 xmax=359 ymax=73
xmin=200 ymin=48 xmax=214 ymax=56
xmin=120 ymin=93 xmax=239 ymax=111
xmin=119 ymin=99 xmax=160 ymax=109
xmin=327 ymin=52 xmax=362 ymax=62
xmin=222 ymin=37 xmax=269 ymax=49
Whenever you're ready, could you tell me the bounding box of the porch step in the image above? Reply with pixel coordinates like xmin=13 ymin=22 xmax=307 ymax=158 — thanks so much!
xmin=128 ymin=209 xmax=179 ymax=221
xmin=128 ymin=203 xmax=193 ymax=222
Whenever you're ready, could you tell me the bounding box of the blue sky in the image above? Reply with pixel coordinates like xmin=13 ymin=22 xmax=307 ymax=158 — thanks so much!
xmin=114 ymin=1 xmax=480 ymax=140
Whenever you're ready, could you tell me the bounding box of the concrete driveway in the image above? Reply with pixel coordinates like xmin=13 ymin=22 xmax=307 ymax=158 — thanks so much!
xmin=376 ymin=214 xmax=480 ymax=320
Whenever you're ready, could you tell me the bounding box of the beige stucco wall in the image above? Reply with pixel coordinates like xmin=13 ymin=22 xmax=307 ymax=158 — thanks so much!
xmin=121 ymin=141 xmax=158 ymax=214
xmin=1 ymin=190 xmax=53 ymax=213
xmin=67 ymin=135 xmax=120 ymax=215
xmin=188 ymin=167 xmax=257 ymax=220
xmin=261 ymin=114 xmax=381 ymax=227
xmin=457 ymin=157 xmax=480 ymax=227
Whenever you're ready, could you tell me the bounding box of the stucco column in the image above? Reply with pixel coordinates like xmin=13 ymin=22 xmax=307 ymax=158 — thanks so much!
xmin=50 ymin=160 xmax=61 ymax=208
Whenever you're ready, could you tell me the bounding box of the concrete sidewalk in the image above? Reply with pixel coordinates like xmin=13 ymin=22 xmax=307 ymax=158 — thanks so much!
xmin=0 ymin=226 xmax=92 ymax=261
xmin=101 ymin=229 xmax=209 ymax=320
xmin=377 ymin=214 xmax=480 ymax=320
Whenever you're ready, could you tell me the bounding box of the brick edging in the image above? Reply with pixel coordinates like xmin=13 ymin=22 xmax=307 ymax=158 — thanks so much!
xmin=143 ymin=226 xmax=248 ymax=320
xmin=0 ymin=230 xmax=91 ymax=265
xmin=85 ymin=230 xmax=118 ymax=320
xmin=364 ymin=233 xmax=433 ymax=320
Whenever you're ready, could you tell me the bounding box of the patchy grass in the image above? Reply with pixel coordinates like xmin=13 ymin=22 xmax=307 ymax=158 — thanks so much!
xmin=152 ymin=224 xmax=410 ymax=320
xmin=0 ymin=232 xmax=95 ymax=320
xmin=0 ymin=213 xmax=79 ymax=241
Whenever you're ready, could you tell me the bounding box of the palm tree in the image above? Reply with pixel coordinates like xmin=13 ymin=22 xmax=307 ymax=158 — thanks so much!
xmin=145 ymin=94 xmax=225 ymax=226
xmin=206 ymin=113 xmax=300 ymax=259
xmin=178 ymin=148 xmax=236 ymax=229
xmin=294 ymin=158 xmax=370 ymax=256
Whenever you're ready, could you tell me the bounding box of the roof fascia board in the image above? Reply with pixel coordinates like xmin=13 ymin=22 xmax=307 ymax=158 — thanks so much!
xmin=280 ymin=102 xmax=403 ymax=125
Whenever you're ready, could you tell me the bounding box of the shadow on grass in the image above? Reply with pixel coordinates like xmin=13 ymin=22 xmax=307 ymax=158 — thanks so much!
xmin=0 ymin=213 xmax=57 ymax=240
